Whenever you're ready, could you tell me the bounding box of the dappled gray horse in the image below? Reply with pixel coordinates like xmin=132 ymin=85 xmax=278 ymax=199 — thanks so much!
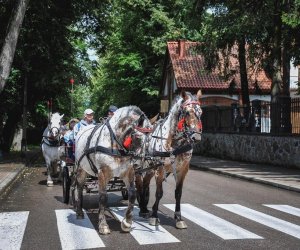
xmin=73 ymin=106 xmax=152 ymax=235
xmin=41 ymin=112 xmax=64 ymax=186
xmin=136 ymin=90 xmax=202 ymax=229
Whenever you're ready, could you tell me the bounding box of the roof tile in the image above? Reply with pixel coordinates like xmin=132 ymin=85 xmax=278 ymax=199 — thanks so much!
xmin=167 ymin=41 xmax=271 ymax=92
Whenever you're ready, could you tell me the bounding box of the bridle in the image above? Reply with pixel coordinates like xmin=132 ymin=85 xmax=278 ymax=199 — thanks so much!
xmin=177 ymin=99 xmax=202 ymax=142
xmin=47 ymin=122 xmax=61 ymax=141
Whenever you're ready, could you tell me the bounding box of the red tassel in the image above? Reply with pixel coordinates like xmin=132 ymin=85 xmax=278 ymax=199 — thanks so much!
xmin=177 ymin=118 xmax=185 ymax=131
xmin=123 ymin=136 xmax=132 ymax=149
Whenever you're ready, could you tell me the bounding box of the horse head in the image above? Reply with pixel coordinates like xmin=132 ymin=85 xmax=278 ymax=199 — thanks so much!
xmin=109 ymin=106 xmax=152 ymax=154
xmin=49 ymin=112 xmax=64 ymax=139
xmin=176 ymin=90 xmax=202 ymax=142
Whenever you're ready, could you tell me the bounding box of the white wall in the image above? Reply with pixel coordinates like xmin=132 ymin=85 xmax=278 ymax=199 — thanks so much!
xmin=290 ymin=62 xmax=298 ymax=89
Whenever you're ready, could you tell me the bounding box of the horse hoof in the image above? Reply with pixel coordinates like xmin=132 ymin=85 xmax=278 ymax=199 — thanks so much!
xmin=149 ymin=217 xmax=160 ymax=226
xmin=139 ymin=211 xmax=150 ymax=218
xmin=99 ymin=225 xmax=111 ymax=235
xmin=176 ymin=220 xmax=187 ymax=229
xmin=121 ymin=219 xmax=132 ymax=232
xmin=47 ymin=181 xmax=54 ymax=187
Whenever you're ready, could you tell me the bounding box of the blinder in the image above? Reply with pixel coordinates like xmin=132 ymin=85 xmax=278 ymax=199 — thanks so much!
xmin=177 ymin=99 xmax=202 ymax=140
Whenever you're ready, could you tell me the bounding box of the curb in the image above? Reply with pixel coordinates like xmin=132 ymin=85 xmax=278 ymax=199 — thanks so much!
xmin=0 ymin=164 xmax=26 ymax=197
xmin=190 ymin=164 xmax=300 ymax=193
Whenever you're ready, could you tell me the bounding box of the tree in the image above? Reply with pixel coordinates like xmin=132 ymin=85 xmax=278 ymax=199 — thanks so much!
xmin=0 ymin=0 xmax=106 ymax=152
xmin=0 ymin=0 xmax=30 ymax=93
xmin=91 ymin=0 xmax=198 ymax=117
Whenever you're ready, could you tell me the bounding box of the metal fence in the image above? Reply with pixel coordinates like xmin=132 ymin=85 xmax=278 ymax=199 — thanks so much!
xmin=201 ymin=97 xmax=300 ymax=135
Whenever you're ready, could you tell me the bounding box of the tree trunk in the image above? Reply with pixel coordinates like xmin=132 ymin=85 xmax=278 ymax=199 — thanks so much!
xmin=1 ymin=108 xmax=23 ymax=152
xmin=270 ymin=0 xmax=283 ymax=133
xmin=238 ymin=38 xmax=250 ymax=127
xmin=0 ymin=0 xmax=30 ymax=93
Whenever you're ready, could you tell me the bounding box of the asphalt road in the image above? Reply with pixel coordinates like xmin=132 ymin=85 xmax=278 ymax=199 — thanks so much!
xmin=1 ymin=165 xmax=300 ymax=250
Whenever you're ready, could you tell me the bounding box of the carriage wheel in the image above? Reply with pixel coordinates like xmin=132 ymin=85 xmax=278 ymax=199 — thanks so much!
xmin=62 ymin=166 xmax=70 ymax=204
xmin=121 ymin=189 xmax=128 ymax=200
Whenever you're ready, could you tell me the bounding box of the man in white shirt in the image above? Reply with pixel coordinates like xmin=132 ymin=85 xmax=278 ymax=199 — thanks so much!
xmin=73 ymin=108 xmax=96 ymax=139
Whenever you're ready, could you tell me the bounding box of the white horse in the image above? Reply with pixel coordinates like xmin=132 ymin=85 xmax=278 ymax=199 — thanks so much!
xmin=41 ymin=112 xmax=64 ymax=187
xmin=136 ymin=90 xmax=202 ymax=229
xmin=73 ymin=106 xmax=152 ymax=235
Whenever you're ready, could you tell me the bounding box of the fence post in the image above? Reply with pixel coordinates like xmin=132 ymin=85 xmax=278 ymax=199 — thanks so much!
xmin=279 ymin=96 xmax=292 ymax=133
xmin=251 ymin=100 xmax=261 ymax=132
xmin=231 ymin=103 xmax=239 ymax=132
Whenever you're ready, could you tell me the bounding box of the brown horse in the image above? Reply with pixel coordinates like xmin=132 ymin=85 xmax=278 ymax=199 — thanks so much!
xmin=136 ymin=90 xmax=202 ymax=229
xmin=73 ymin=106 xmax=151 ymax=235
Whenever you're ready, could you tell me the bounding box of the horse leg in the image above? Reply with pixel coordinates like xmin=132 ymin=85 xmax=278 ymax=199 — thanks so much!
xmin=46 ymin=160 xmax=54 ymax=187
xmin=174 ymin=161 xmax=189 ymax=229
xmin=121 ymin=165 xmax=136 ymax=232
xmin=135 ymin=170 xmax=154 ymax=218
xmin=98 ymin=169 xmax=110 ymax=235
xmin=75 ymin=168 xmax=86 ymax=219
xmin=149 ymin=166 xmax=164 ymax=226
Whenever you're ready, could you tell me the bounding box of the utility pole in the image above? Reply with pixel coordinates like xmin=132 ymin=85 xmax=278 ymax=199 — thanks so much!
xmin=70 ymin=78 xmax=74 ymax=117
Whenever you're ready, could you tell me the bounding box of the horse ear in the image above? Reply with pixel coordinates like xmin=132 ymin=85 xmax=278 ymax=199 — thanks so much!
xmin=197 ymin=89 xmax=202 ymax=101
xmin=180 ymin=90 xmax=188 ymax=101
xmin=60 ymin=114 xmax=64 ymax=119
xmin=150 ymin=113 xmax=159 ymax=124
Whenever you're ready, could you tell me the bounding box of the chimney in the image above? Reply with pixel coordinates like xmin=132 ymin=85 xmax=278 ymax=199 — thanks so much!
xmin=178 ymin=40 xmax=185 ymax=58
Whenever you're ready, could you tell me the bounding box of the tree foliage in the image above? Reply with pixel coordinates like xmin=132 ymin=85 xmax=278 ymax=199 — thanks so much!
xmin=1 ymin=0 xmax=300 ymax=151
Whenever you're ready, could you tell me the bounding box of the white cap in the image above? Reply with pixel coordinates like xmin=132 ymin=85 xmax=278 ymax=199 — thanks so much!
xmin=84 ymin=108 xmax=94 ymax=115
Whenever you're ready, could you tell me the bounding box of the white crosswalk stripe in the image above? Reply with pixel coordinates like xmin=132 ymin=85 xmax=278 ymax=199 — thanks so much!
xmin=111 ymin=206 xmax=180 ymax=245
xmin=0 ymin=211 xmax=29 ymax=250
xmin=55 ymin=209 xmax=105 ymax=249
xmin=215 ymin=204 xmax=300 ymax=239
xmin=163 ymin=203 xmax=262 ymax=240
xmin=263 ymin=205 xmax=300 ymax=217
xmin=2 ymin=203 xmax=300 ymax=249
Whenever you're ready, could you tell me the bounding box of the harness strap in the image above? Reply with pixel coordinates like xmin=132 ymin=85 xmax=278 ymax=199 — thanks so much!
xmin=106 ymin=119 xmax=128 ymax=153
xmin=84 ymin=125 xmax=102 ymax=174
xmin=85 ymin=146 xmax=127 ymax=157
xmin=152 ymin=143 xmax=193 ymax=157
xmin=135 ymin=126 xmax=153 ymax=133
xmin=151 ymin=135 xmax=168 ymax=140
xmin=41 ymin=137 xmax=61 ymax=147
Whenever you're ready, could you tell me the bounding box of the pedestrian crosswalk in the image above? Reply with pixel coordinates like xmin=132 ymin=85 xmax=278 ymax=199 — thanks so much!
xmin=164 ymin=203 xmax=262 ymax=240
xmin=0 ymin=211 xmax=29 ymax=250
xmin=215 ymin=204 xmax=300 ymax=239
xmin=1 ymin=203 xmax=300 ymax=249
xmin=55 ymin=209 xmax=105 ymax=249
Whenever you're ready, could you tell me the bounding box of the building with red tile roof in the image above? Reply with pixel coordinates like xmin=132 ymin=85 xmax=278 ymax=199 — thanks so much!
xmin=160 ymin=40 xmax=272 ymax=112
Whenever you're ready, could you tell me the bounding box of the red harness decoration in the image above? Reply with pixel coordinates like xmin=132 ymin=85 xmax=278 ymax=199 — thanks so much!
xmin=177 ymin=118 xmax=185 ymax=131
xmin=123 ymin=136 xmax=132 ymax=149
xmin=198 ymin=121 xmax=203 ymax=130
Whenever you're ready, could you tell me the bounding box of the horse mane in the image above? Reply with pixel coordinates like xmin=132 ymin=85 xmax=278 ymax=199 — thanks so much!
xmin=168 ymin=91 xmax=195 ymax=133
xmin=108 ymin=105 xmax=151 ymax=141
